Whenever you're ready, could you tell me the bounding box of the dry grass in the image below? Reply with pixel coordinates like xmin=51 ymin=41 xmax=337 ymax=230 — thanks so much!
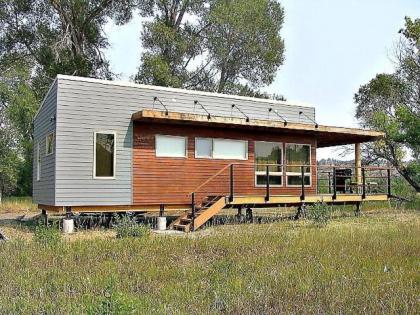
xmin=0 ymin=197 xmax=37 ymax=214
xmin=0 ymin=207 xmax=419 ymax=314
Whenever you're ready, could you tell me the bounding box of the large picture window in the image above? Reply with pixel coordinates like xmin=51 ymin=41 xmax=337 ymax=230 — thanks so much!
xmin=286 ymin=144 xmax=311 ymax=186
xmin=195 ymin=138 xmax=247 ymax=160
xmin=155 ymin=135 xmax=187 ymax=157
xmin=255 ymin=141 xmax=283 ymax=186
xmin=45 ymin=132 xmax=55 ymax=156
xmin=94 ymin=132 xmax=116 ymax=178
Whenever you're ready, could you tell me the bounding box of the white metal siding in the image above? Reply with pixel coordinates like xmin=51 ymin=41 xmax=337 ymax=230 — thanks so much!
xmin=33 ymin=81 xmax=57 ymax=205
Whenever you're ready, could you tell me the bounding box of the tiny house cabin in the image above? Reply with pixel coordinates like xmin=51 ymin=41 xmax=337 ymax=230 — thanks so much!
xmin=33 ymin=75 xmax=389 ymax=231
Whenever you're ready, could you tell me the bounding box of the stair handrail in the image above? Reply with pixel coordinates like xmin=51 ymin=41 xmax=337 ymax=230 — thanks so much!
xmin=190 ymin=163 xmax=233 ymax=195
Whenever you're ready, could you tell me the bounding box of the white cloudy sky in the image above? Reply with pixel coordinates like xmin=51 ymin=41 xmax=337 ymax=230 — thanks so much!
xmin=104 ymin=0 xmax=420 ymax=160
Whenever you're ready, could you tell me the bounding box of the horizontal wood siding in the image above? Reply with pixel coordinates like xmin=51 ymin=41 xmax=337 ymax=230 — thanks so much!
xmin=54 ymin=76 xmax=315 ymax=206
xmin=133 ymin=122 xmax=317 ymax=205
xmin=33 ymin=81 xmax=57 ymax=205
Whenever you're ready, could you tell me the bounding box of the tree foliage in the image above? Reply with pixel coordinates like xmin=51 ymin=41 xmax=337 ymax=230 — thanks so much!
xmin=0 ymin=110 xmax=21 ymax=197
xmin=135 ymin=0 xmax=285 ymax=98
xmin=0 ymin=0 xmax=137 ymax=195
xmin=354 ymin=17 xmax=420 ymax=192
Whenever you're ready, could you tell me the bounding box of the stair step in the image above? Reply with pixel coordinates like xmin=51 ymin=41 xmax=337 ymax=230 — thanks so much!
xmin=180 ymin=218 xmax=192 ymax=224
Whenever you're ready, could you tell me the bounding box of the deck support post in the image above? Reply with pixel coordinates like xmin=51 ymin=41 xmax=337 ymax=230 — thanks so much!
xmin=355 ymin=143 xmax=362 ymax=190
xmin=246 ymin=207 xmax=253 ymax=222
xmin=65 ymin=206 xmax=72 ymax=219
xmin=237 ymin=205 xmax=243 ymax=217
xmin=294 ymin=204 xmax=306 ymax=220
xmin=159 ymin=204 xmax=165 ymax=217
xmin=41 ymin=209 xmax=48 ymax=226
xmin=355 ymin=202 xmax=361 ymax=217
xmin=387 ymin=168 xmax=391 ymax=197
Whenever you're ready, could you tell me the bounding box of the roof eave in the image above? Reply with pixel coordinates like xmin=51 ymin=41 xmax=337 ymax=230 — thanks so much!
xmin=132 ymin=109 xmax=384 ymax=146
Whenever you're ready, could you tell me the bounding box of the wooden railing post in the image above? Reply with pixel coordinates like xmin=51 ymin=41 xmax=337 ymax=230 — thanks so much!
xmin=191 ymin=193 xmax=195 ymax=231
xmin=300 ymin=166 xmax=305 ymax=201
xmin=332 ymin=167 xmax=337 ymax=200
xmin=265 ymin=165 xmax=270 ymax=202
xmin=229 ymin=164 xmax=234 ymax=202
xmin=328 ymin=171 xmax=331 ymax=194
xmin=387 ymin=168 xmax=391 ymax=197
xmin=362 ymin=168 xmax=366 ymax=199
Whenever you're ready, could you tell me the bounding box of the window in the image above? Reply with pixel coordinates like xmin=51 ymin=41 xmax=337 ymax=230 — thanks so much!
xmin=255 ymin=141 xmax=283 ymax=186
xmin=213 ymin=139 xmax=247 ymax=160
xmin=45 ymin=132 xmax=55 ymax=156
xmin=286 ymin=144 xmax=311 ymax=186
xmin=36 ymin=142 xmax=41 ymax=181
xmin=155 ymin=135 xmax=187 ymax=158
xmin=94 ymin=132 xmax=116 ymax=178
xmin=194 ymin=138 xmax=248 ymax=160
xmin=195 ymin=138 xmax=212 ymax=158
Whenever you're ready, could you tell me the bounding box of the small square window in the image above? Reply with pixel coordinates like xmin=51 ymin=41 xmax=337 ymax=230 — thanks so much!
xmin=195 ymin=138 xmax=212 ymax=158
xmin=155 ymin=135 xmax=187 ymax=158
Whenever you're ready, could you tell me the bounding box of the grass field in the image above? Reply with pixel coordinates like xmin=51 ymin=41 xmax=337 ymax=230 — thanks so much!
xmin=0 ymin=207 xmax=419 ymax=314
xmin=0 ymin=196 xmax=37 ymax=214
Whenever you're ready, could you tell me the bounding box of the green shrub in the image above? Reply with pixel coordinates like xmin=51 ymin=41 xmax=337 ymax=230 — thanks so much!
xmin=113 ymin=215 xmax=150 ymax=239
xmin=33 ymin=225 xmax=61 ymax=246
xmin=87 ymin=283 xmax=137 ymax=315
xmin=306 ymin=202 xmax=331 ymax=227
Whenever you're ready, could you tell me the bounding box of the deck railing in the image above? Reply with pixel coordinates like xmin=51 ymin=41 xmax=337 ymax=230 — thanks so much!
xmin=190 ymin=163 xmax=392 ymax=204
xmin=188 ymin=163 xmax=393 ymax=229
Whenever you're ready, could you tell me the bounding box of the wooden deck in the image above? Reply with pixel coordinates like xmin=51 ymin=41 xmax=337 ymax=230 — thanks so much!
xmin=39 ymin=193 xmax=388 ymax=214
xmin=229 ymin=193 xmax=389 ymax=205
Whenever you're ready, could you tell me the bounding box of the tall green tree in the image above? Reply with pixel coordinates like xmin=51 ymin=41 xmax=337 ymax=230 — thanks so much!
xmin=0 ymin=0 xmax=137 ymax=195
xmin=354 ymin=17 xmax=420 ymax=192
xmin=135 ymin=0 xmax=285 ymax=97
xmin=0 ymin=110 xmax=21 ymax=198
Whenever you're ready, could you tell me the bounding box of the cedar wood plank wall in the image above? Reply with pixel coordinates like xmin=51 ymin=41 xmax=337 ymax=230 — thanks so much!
xmin=133 ymin=122 xmax=317 ymax=205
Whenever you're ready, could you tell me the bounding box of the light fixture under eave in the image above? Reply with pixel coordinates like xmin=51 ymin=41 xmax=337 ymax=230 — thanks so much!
xmin=232 ymin=104 xmax=250 ymax=122
xmin=268 ymin=108 xmax=287 ymax=126
xmin=153 ymin=96 xmax=169 ymax=115
xmin=194 ymin=100 xmax=211 ymax=120
xmin=299 ymin=111 xmax=318 ymax=128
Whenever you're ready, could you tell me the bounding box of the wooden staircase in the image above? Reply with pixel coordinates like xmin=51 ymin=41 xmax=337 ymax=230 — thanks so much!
xmin=171 ymin=196 xmax=226 ymax=232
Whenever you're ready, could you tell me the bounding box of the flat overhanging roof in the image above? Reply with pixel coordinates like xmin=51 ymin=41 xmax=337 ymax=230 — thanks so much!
xmin=132 ymin=109 xmax=384 ymax=148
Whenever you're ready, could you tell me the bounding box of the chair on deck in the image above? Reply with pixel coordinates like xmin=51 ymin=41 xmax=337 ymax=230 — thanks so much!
xmin=334 ymin=168 xmax=353 ymax=193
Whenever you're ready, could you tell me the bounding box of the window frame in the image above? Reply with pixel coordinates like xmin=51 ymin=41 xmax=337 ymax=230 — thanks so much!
xmin=194 ymin=137 xmax=248 ymax=160
xmin=212 ymin=138 xmax=248 ymax=160
xmin=285 ymin=143 xmax=312 ymax=187
xmin=254 ymin=141 xmax=283 ymax=187
xmin=45 ymin=132 xmax=55 ymax=156
xmin=195 ymin=137 xmax=213 ymax=159
xmin=36 ymin=142 xmax=41 ymax=181
xmin=155 ymin=134 xmax=188 ymax=158
xmin=93 ymin=131 xmax=117 ymax=179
